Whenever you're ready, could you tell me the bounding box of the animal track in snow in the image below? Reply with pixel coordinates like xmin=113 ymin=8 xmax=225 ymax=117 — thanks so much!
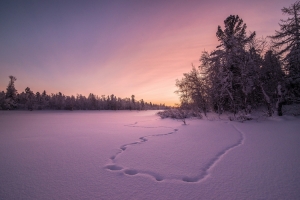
xmin=182 ymin=123 xmax=245 ymax=182
xmin=105 ymin=165 xmax=123 ymax=171
xmin=105 ymin=120 xmax=245 ymax=183
xmin=107 ymin=121 xmax=178 ymax=165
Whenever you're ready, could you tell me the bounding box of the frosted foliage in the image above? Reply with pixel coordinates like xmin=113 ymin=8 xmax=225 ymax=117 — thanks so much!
xmin=270 ymin=1 xmax=300 ymax=101
xmin=0 ymin=111 xmax=300 ymax=199
xmin=277 ymin=84 xmax=282 ymax=96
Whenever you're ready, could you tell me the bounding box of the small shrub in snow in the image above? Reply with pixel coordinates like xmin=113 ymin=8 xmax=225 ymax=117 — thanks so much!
xmin=229 ymin=111 xmax=253 ymax=122
xmin=157 ymin=109 xmax=202 ymax=125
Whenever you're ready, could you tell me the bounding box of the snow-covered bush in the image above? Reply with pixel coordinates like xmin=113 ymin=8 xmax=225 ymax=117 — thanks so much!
xmin=157 ymin=109 xmax=202 ymax=124
xmin=228 ymin=111 xmax=253 ymax=122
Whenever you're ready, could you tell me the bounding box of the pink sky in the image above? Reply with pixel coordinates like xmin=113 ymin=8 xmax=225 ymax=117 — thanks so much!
xmin=0 ymin=0 xmax=296 ymax=106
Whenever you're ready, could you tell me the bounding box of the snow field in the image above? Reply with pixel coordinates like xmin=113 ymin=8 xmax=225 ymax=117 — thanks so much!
xmin=0 ymin=110 xmax=300 ymax=200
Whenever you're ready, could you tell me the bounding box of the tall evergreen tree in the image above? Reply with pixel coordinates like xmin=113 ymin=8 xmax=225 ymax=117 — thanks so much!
xmin=25 ymin=87 xmax=35 ymax=110
xmin=5 ymin=76 xmax=18 ymax=109
xmin=258 ymin=50 xmax=285 ymax=115
xmin=0 ymin=91 xmax=6 ymax=110
xmin=209 ymin=15 xmax=256 ymax=113
xmin=270 ymin=1 xmax=300 ymax=57
xmin=270 ymin=1 xmax=300 ymax=103
xmin=260 ymin=50 xmax=284 ymax=97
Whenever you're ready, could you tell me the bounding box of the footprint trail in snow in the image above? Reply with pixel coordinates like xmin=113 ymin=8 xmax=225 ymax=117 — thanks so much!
xmin=105 ymin=121 xmax=178 ymax=181
xmin=183 ymin=122 xmax=245 ymax=183
xmin=105 ymin=120 xmax=245 ymax=183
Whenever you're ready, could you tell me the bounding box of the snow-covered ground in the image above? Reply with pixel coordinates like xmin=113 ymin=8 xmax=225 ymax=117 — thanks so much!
xmin=0 ymin=110 xmax=300 ymax=200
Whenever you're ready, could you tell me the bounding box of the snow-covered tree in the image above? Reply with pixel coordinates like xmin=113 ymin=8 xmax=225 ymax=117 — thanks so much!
xmin=270 ymin=1 xmax=300 ymax=103
xmin=130 ymin=95 xmax=136 ymax=110
xmin=25 ymin=87 xmax=35 ymax=110
xmin=261 ymin=50 xmax=284 ymax=90
xmin=76 ymin=94 xmax=87 ymax=110
xmin=208 ymin=15 xmax=257 ymax=114
xmin=140 ymin=99 xmax=145 ymax=110
xmin=175 ymin=65 xmax=208 ymax=116
xmin=49 ymin=92 xmax=65 ymax=110
xmin=35 ymin=92 xmax=40 ymax=108
xmin=88 ymin=93 xmax=98 ymax=110
xmin=286 ymin=46 xmax=300 ymax=100
xmin=5 ymin=76 xmax=18 ymax=109
xmin=40 ymin=90 xmax=50 ymax=109
xmin=0 ymin=91 xmax=6 ymax=110
xmin=270 ymin=1 xmax=300 ymax=57
xmin=259 ymin=50 xmax=285 ymax=115
xmin=65 ymin=95 xmax=76 ymax=110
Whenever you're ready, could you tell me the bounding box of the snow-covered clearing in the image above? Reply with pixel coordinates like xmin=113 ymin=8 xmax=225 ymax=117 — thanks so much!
xmin=0 ymin=110 xmax=300 ymax=200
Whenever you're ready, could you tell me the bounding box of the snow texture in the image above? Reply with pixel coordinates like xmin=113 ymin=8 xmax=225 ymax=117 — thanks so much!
xmin=0 ymin=110 xmax=300 ymax=200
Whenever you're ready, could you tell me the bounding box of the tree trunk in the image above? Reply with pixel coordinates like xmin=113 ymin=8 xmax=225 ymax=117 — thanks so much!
xmin=260 ymin=84 xmax=273 ymax=116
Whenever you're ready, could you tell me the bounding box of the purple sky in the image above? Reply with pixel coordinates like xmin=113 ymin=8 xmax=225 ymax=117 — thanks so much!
xmin=0 ymin=0 xmax=295 ymax=106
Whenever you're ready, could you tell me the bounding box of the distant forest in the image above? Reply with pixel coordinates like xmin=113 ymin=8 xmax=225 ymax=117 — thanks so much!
xmin=163 ymin=1 xmax=300 ymax=119
xmin=1 ymin=76 xmax=167 ymax=111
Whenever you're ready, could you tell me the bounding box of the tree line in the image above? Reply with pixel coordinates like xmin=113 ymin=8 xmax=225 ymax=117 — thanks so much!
xmin=1 ymin=76 xmax=167 ymax=111
xmin=173 ymin=1 xmax=300 ymax=118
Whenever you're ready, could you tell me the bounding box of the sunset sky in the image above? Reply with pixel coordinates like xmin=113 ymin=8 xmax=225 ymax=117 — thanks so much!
xmin=0 ymin=0 xmax=295 ymax=106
